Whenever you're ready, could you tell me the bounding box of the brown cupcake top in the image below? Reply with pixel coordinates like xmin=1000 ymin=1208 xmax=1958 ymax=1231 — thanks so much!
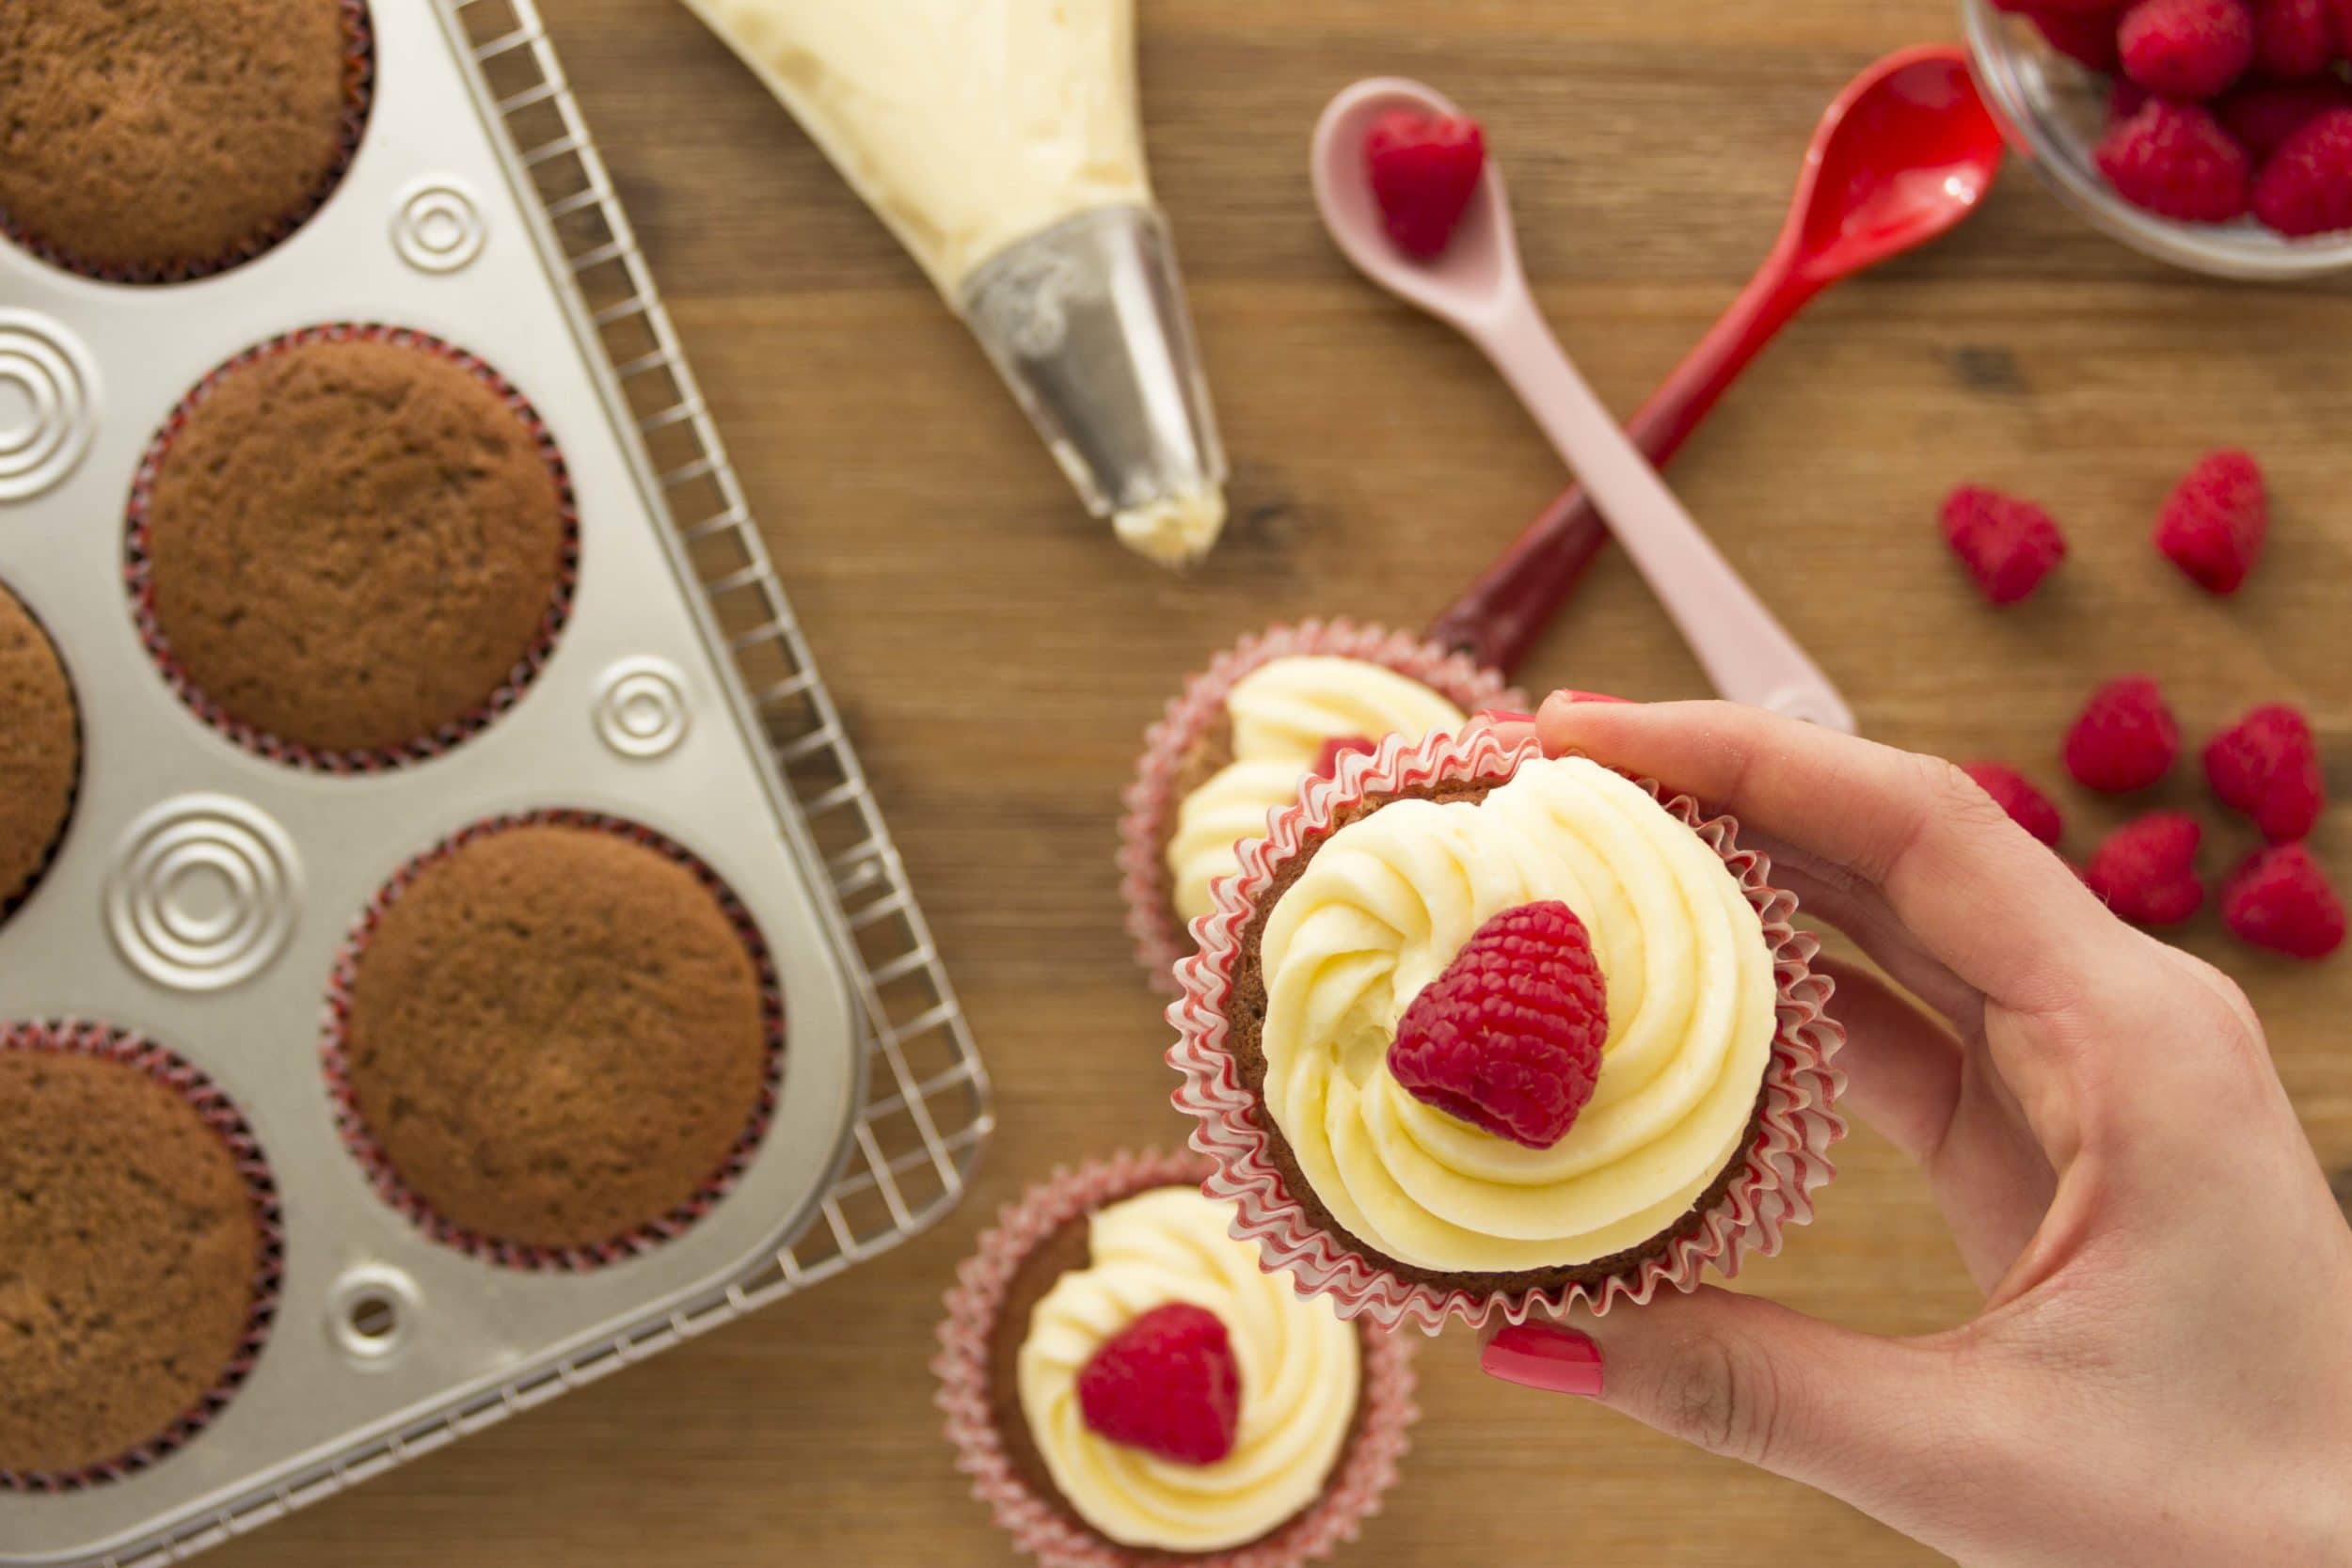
xmin=0 ymin=0 xmax=361 ymax=277
xmin=341 ymin=823 xmax=771 ymax=1253
xmin=0 ymin=580 xmax=78 ymax=913
xmin=141 ymin=336 xmax=567 ymax=757
xmin=0 ymin=1046 xmax=263 ymax=1480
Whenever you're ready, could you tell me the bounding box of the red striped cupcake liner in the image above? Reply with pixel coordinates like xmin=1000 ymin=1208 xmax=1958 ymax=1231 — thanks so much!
xmin=0 ymin=580 xmax=84 ymax=929
xmin=318 ymin=810 xmax=787 ymax=1273
xmin=123 ymin=323 xmax=581 ymax=774
xmin=934 ymin=1149 xmax=1418 ymax=1568
xmin=0 ymin=0 xmax=376 ymax=285
xmin=1119 ymin=619 xmax=1521 ymax=994
xmin=1167 ymin=725 xmax=1847 ymax=1333
xmin=0 ymin=1020 xmax=284 ymax=1494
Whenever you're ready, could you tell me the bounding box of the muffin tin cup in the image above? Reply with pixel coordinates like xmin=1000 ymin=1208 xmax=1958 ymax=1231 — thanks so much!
xmin=0 ymin=586 xmax=84 ymax=927
xmin=0 ymin=1021 xmax=285 ymax=1495
xmin=123 ymin=323 xmax=582 ymax=772
xmin=1166 ymin=724 xmax=1847 ymax=1334
xmin=0 ymin=0 xmax=376 ymax=286
xmin=318 ymin=810 xmax=787 ymax=1273
xmin=1117 ymin=618 xmax=1520 ymax=995
xmin=933 ymin=1149 xmax=1418 ymax=1568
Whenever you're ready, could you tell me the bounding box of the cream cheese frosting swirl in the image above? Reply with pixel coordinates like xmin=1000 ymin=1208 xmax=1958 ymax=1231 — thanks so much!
xmin=1167 ymin=657 xmax=1465 ymax=926
xmin=1257 ymin=756 xmax=1777 ymax=1275
xmin=1017 ymin=1185 xmax=1360 ymax=1552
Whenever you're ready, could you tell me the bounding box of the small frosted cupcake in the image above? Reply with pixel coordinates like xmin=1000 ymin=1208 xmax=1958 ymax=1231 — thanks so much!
xmin=936 ymin=1151 xmax=1415 ymax=1567
xmin=1168 ymin=726 xmax=1843 ymax=1331
xmin=1120 ymin=621 xmax=1518 ymax=990
xmin=0 ymin=0 xmax=372 ymax=281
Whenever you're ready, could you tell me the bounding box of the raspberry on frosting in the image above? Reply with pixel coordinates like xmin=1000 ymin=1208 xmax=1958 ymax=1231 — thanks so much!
xmin=2085 ymin=813 xmax=2207 ymax=926
xmin=2221 ymin=843 xmax=2346 ymax=958
xmin=2065 ymin=674 xmax=2182 ymax=792
xmin=2204 ymin=704 xmax=2325 ymax=842
xmin=1075 ymin=1302 xmax=1241 ymax=1465
xmin=1388 ymin=899 xmax=1608 ymax=1150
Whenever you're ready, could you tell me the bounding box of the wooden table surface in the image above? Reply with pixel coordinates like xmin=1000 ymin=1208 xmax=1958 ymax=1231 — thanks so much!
xmin=222 ymin=1 xmax=2352 ymax=1562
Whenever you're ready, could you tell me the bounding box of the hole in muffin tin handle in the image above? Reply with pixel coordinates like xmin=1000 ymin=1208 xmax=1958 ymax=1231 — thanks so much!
xmin=328 ymin=1266 xmax=421 ymax=1368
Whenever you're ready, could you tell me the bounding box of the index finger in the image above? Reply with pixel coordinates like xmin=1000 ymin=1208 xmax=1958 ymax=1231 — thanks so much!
xmin=1535 ymin=694 xmax=2129 ymax=1012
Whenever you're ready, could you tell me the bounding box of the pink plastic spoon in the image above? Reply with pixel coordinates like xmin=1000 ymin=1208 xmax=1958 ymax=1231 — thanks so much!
xmin=1427 ymin=45 xmax=2005 ymax=672
xmin=1313 ymin=78 xmax=1856 ymax=732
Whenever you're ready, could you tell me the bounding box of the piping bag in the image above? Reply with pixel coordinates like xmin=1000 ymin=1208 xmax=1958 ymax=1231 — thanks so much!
xmin=678 ymin=0 xmax=1229 ymax=567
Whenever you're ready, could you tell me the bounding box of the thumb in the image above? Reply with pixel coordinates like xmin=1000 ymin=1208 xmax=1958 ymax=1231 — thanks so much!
xmin=1482 ymin=1288 xmax=1980 ymax=1522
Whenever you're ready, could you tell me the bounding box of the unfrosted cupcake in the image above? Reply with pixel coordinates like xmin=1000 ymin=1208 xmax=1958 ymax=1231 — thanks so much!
xmin=1120 ymin=621 xmax=1517 ymax=989
xmin=326 ymin=816 xmax=777 ymax=1267
xmin=0 ymin=579 xmax=78 ymax=919
xmin=937 ymin=1151 xmax=1415 ymax=1567
xmin=0 ymin=0 xmax=371 ymax=280
xmin=1168 ymin=727 xmax=1843 ymax=1330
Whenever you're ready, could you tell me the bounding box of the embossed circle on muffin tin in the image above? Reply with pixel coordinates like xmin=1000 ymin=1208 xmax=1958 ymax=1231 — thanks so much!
xmin=105 ymin=796 xmax=301 ymax=993
xmin=0 ymin=311 xmax=98 ymax=503
xmin=319 ymin=810 xmax=787 ymax=1273
xmin=122 ymin=323 xmax=581 ymax=774
xmin=594 ymin=656 xmax=691 ymax=759
xmin=390 ymin=176 xmax=488 ymax=274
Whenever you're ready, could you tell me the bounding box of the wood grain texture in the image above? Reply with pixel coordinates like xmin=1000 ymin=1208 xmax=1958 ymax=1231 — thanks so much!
xmin=215 ymin=0 xmax=2352 ymax=1562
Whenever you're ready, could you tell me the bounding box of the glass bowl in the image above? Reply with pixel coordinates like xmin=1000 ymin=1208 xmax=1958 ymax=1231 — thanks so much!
xmin=1962 ymin=0 xmax=2352 ymax=280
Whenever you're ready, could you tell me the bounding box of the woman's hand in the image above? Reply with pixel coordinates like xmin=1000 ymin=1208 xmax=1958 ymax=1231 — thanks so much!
xmin=1479 ymin=695 xmax=2352 ymax=1567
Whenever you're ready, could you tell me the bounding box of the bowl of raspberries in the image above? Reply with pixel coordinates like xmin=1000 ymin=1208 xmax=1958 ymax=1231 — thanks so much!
xmin=1964 ymin=0 xmax=2352 ymax=277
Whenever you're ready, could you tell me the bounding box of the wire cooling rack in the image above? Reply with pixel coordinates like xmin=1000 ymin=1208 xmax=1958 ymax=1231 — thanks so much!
xmin=87 ymin=3 xmax=993 ymax=1562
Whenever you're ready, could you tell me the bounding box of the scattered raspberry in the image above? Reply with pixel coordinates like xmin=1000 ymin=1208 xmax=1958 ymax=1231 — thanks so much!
xmin=2221 ymin=843 xmax=2346 ymax=957
xmin=2094 ymin=99 xmax=2252 ymax=222
xmin=1076 ymin=1303 xmax=1241 ymax=1465
xmin=1311 ymin=734 xmax=1378 ymax=780
xmin=2204 ymin=704 xmax=2325 ymax=841
xmin=2085 ymin=813 xmax=2207 ymax=925
xmin=2217 ymin=77 xmax=2352 ymax=158
xmin=2065 ymin=674 xmax=2182 ymax=791
xmin=1364 ymin=110 xmax=1487 ymax=261
xmin=1940 ymin=485 xmax=2069 ymax=605
xmin=2119 ymin=0 xmax=2257 ymax=95
xmin=2027 ymin=4 xmax=2129 ymax=68
xmin=1962 ymin=761 xmax=2068 ymax=847
xmin=2153 ymin=449 xmax=2267 ymax=594
xmin=1389 ymin=899 xmax=1607 ymax=1150
xmin=2252 ymin=0 xmax=2337 ymax=74
xmin=2251 ymin=107 xmax=2352 ymax=236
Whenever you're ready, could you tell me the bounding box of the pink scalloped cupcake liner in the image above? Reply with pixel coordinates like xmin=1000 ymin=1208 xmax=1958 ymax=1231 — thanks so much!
xmin=123 ymin=322 xmax=581 ymax=774
xmin=0 ymin=581 xmax=84 ymax=929
xmin=1167 ymin=725 xmax=1846 ymax=1334
xmin=318 ymin=810 xmax=786 ymax=1273
xmin=1120 ymin=619 xmax=1522 ymax=994
xmin=0 ymin=0 xmax=375 ymax=285
xmin=934 ymin=1149 xmax=1418 ymax=1568
xmin=0 ymin=1020 xmax=285 ymax=1494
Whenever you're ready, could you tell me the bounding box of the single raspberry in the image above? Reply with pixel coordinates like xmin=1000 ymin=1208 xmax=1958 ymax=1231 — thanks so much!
xmin=2120 ymin=0 xmax=2257 ymax=95
xmin=1962 ymin=761 xmax=2068 ymax=847
xmin=2065 ymin=674 xmax=2182 ymax=791
xmin=1076 ymin=1303 xmax=1241 ymax=1465
xmin=2217 ymin=77 xmax=2352 ymax=157
xmin=1389 ymin=899 xmax=1607 ymax=1150
xmin=2252 ymin=0 xmax=2336 ymax=74
xmin=2084 ymin=813 xmax=2207 ymax=925
xmin=1940 ymin=485 xmax=2068 ymax=605
xmin=1311 ymin=734 xmax=1378 ymax=780
xmin=2251 ymin=107 xmax=2352 ymax=235
xmin=2095 ymin=99 xmax=2253 ymax=221
xmin=2153 ymin=449 xmax=2267 ymax=594
xmin=2221 ymin=843 xmax=2346 ymax=957
xmin=1364 ymin=110 xmax=1487 ymax=261
xmin=2204 ymin=704 xmax=2325 ymax=841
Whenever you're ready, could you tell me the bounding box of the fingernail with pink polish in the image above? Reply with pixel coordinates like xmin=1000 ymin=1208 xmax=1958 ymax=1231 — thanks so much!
xmin=1481 ymin=1323 xmax=1605 ymax=1398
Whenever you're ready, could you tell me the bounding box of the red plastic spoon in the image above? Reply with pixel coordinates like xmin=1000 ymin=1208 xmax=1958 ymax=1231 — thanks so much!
xmin=1426 ymin=43 xmax=2006 ymax=673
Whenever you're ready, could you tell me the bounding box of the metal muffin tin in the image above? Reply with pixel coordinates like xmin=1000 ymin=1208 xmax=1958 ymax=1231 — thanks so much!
xmin=0 ymin=2 xmax=992 ymax=1562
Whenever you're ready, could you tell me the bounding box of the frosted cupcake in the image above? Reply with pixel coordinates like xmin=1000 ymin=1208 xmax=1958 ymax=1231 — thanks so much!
xmin=936 ymin=1150 xmax=1415 ymax=1567
xmin=1168 ymin=727 xmax=1842 ymax=1330
xmin=1120 ymin=621 xmax=1517 ymax=990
